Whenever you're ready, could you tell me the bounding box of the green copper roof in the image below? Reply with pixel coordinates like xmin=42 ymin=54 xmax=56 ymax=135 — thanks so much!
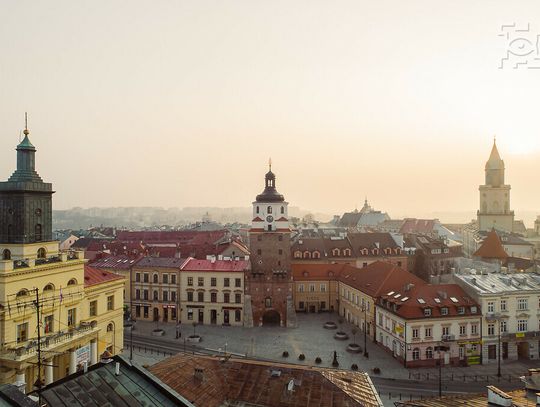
xmin=17 ymin=134 xmax=36 ymax=150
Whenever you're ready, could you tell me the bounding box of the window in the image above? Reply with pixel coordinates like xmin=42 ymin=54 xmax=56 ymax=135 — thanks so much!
xmin=471 ymin=306 xmax=477 ymax=314
xmin=224 ymin=278 xmax=230 ymax=287
xmin=17 ymin=323 xmax=28 ymax=343
xmin=320 ymin=284 xmax=326 ymax=292
xmin=153 ymin=290 xmax=159 ymax=301
xmin=224 ymin=293 xmax=230 ymax=303
xmin=412 ymin=328 xmax=419 ymax=338
xmin=500 ymin=300 xmax=507 ymax=311
xmin=153 ymin=274 xmax=158 ymax=284
xmin=143 ymin=306 xmax=149 ymax=318
xmin=187 ymin=309 xmax=193 ymax=320
xmin=471 ymin=324 xmax=478 ymax=335
xmin=143 ymin=290 xmax=148 ymax=300
xmin=235 ymin=293 xmax=241 ymax=304
xmin=425 ymin=327 xmax=432 ymax=338
xmin=235 ymin=309 xmax=241 ymax=322
xmin=135 ymin=273 xmax=141 ymax=282
xmin=500 ymin=321 xmax=507 ymax=333
xmin=198 ymin=277 xmax=204 ymax=287
xmin=281 ymin=206 xmax=284 ymax=214
xmin=107 ymin=323 xmax=114 ymax=332
xmin=89 ymin=300 xmax=97 ymax=317
xmin=235 ymin=278 xmax=241 ymax=288
xmin=412 ymin=348 xmax=420 ymax=360
xmin=163 ymin=291 xmax=168 ymax=302
xmin=487 ymin=301 xmax=494 ymax=313
xmin=256 ymin=206 xmax=260 ymax=214
xmin=67 ymin=308 xmax=76 ymax=327
xmin=518 ymin=298 xmax=528 ymax=311
xmin=44 ymin=315 xmax=54 ymax=334
xmin=425 ymin=347 xmax=433 ymax=359
xmin=187 ymin=291 xmax=194 ymax=302
xmin=211 ymin=293 xmax=217 ymax=303
xmin=265 ymin=297 xmax=272 ymax=308
xmin=188 ymin=277 xmax=193 ymax=286
xmin=267 ymin=206 xmax=272 ymax=214
xmin=424 ymin=308 xmax=432 ymax=317
xmin=457 ymin=306 xmax=465 ymax=314
xmin=37 ymin=247 xmax=46 ymax=258
xmin=441 ymin=307 xmax=448 ymax=316
xmin=299 ymin=301 xmax=305 ymax=309
xmin=107 ymin=295 xmax=114 ymax=311
xmin=460 ymin=325 xmax=467 ymax=335
xmin=278 ymin=249 xmax=283 ymax=255
xmin=163 ymin=274 xmax=168 ymax=284
xmin=136 ymin=306 xmax=141 ymax=318
xmin=171 ymin=291 xmax=177 ymax=302
xmin=257 ymin=249 xmax=262 ymax=255
xmin=488 ymin=323 xmax=495 ymax=335
xmin=298 ymin=284 xmax=304 ymax=292
xmin=143 ymin=273 xmax=149 ymax=283
xmin=171 ymin=274 xmax=176 ymax=284
xmin=2 ymin=249 xmax=10 ymax=260
xmin=198 ymin=292 xmax=204 ymax=302
xmin=211 ymin=278 xmax=217 ymax=287
xmin=309 ymin=284 xmax=315 ymax=292
xmin=43 ymin=283 xmax=54 ymax=292
xmin=442 ymin=326 xmax=450 ymax=336
xmin=518 ymin=319 xmax=528 ymax=332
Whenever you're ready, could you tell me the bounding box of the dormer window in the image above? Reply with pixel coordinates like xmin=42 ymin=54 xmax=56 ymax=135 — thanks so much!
xmin=424 ymin=308 xmax=432 ymax=317
xmin=343 ymin=248 xmax=351 ymax=256
xmin=256 ymin=206 xmax=260 ymax=214
xmin=471 ymin=306 xmax=477 ymax=314
xmin=281 ymin=206 xmax=284 ymax=214
xmin=294 ymin=251 xmax=302 ymax=258
xmin=303 ymin=251 xmax=311 ymax=259
xmin=441 ymin=307 xmax=448 ymax=315
xmin=332 ymin=248 xmax=340 ymax=256
xmin=267 ymin=206 xmax=272 ymax=214
xmin=313 ymin=251 xmax=320 ymax=259
xmin=457 ymin=306 xmax=465 ymax=314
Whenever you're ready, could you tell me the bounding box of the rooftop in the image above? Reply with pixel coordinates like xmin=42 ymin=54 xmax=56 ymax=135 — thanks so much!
xmin=182 ymin=257 xmax=250 ymax=272
xmin=84 ymin=265 xmax=125 ymax=287
xmin=455 ymin=270 xmax=540 ymax=295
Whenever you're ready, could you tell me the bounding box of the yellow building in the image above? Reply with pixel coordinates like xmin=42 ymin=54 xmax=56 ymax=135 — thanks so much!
xmin=0 ymin=127 xmax=125 ymax=392
xmin=291 ymin=264 xmax=344 ymax=313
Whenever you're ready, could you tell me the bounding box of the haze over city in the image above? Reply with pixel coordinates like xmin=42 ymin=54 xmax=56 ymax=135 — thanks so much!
xmin=2 ymin=0 xmax=540 ymax=223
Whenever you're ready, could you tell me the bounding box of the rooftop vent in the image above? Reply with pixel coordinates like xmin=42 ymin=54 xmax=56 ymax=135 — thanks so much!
xmin=271 ymin=370 xmax=282 ymax=377
xmin=194 ymin=368 xmax=204 ymax=381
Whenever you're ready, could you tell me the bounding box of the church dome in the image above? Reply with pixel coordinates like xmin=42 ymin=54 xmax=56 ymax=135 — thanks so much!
xmin=255 ymin=168 xmax=284 ymax=202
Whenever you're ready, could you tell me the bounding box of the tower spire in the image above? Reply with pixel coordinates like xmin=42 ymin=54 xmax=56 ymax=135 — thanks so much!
xmin=24 ymin=112 xmax=29 ymax=136
xmin=269 ymin=157 xmax=272 ymax=172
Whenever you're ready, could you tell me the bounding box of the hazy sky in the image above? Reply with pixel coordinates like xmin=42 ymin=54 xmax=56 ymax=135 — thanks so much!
xmin=1 ymin=1 xmax=540 ymax=223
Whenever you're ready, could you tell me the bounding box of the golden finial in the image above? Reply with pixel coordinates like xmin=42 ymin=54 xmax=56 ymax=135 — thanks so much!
xmin=23 ymin=112 xmax=29 ymax=136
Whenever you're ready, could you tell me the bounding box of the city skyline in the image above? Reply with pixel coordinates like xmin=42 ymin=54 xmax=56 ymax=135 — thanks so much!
xmin=2 ymin=1 xmax=540 ymax=220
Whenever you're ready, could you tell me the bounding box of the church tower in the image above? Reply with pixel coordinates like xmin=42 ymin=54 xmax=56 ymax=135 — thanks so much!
xmin=246 ymin=162 xmax=295 ymax=327
xmin=477 ymin=140 xmax=514 ymax=232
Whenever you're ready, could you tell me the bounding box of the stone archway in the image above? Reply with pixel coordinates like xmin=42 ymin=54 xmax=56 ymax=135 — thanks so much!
xmin=262 ymin=310 xmax=281 ymax=326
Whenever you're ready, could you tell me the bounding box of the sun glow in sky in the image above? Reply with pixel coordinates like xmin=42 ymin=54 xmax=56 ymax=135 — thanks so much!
xmin=1 ymin=0 xmax=540 ymax=224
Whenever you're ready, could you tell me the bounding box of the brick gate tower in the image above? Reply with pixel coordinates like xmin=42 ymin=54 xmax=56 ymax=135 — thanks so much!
xmin=245 ymin=162 xmax=296 ymax=327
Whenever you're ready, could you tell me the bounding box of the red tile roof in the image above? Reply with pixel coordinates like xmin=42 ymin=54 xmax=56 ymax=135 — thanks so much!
xmin=399 ymin=218 xmax=437 ymax=234
xmin=84 ymin=265 xmax=125 ymax=287
xmin=473 ymin=230 xmax=508 ymax=259
xmin=291 ymin=263 xmax=347 ymax=280
xmin=182 ymin=258 xmax=250 ymax=272
xmin=89 ymin=255 xmax=143 ymax=270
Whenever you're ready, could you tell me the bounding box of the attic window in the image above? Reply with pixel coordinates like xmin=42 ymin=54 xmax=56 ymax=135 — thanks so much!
xmin=387 ymin=291 xmax=395 ymax=296
xmin=394 ymin=294 xmax=401 ymax=299
xmin=401 ymin=297 xmax=409 ymax=302
xmin=424 ymin=308 xmax=432 ymax=316
xmin=450 ymin=297 xmax=459 ymax=303
xmin=417 ymin=298 xmax=425 ymax=304
xmin=434 ymin=298 xmax=441 ymax=303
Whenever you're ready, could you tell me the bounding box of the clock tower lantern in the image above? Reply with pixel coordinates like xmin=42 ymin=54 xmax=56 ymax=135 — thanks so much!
xmin=246 ymin=163 xmax=296 ymax=327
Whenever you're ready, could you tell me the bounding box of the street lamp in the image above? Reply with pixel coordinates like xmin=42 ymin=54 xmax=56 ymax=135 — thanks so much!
xmin=129 ymin=319 xmax=136 ymax=362
xmin=435 ymin=342 xmax=450 ymax=397
xmin=362 ymin=305 xmax=368 ymax=357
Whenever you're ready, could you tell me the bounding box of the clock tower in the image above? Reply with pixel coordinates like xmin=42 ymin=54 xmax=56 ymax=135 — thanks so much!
xmin=246 ymin=163 xmax=296 ymax=327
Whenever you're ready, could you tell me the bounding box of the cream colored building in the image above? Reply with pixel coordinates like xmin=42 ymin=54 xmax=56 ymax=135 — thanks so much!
xmin=180 ymin=258 xmax=249 ymax=326
xmin=0 ymin=129 xmax=124 ymax=392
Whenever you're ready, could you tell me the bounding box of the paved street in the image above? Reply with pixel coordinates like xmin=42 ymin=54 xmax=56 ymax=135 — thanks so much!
xmin=123 ymin=312 xmax=536 ymax=406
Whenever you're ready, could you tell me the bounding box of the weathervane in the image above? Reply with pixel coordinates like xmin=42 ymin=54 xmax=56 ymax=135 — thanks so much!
xmin=24 ymin=112 xmax=29 ymax=136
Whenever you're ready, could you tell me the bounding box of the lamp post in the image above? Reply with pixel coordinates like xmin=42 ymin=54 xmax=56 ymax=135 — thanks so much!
xmin=497 ymin=319 xmax=502 ymax=378
xmin=129 ymin=319 xmax=136 ymax=362
xmin=362 ymin=305 xmax=368 ymax=357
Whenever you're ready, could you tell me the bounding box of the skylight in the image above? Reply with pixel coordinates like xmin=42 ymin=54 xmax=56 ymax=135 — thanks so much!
xmin=450 ymin=297 xmax=458 ymax=303
xmin=394 ymin=293 xmax=401 ymax=299
xmin=401 ymin=297 xmax=409 ymax=302
xmin=434 ymin=298 xmax=440 ymax=303
xmin=387 ymin=291 xmax=395 ymax=296
xmin=417 ymin=298 xmax=425 ymax=304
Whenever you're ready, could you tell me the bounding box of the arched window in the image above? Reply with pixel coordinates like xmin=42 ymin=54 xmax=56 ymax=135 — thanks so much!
xmin=35 ymin=224 xmax=42 ymax=241
xmin=2 ymin=249 xmax=11 ymax=260
xmin=281 ymin=206 xmax=284 ymax=214
xmin=43 ymin=283 xmax=54 ymax=292
xmin=385 ymin=248 xmax=391 ymax=255
xmin=67 ymin=278 xmax=77 ymax=286
xmin=372 ymin=248 xmax=379 ymax=256
xmin=361 ymin=248 xmax=369 ymax=256
xmin=16 ymin=289 xmax=29 ymax=298
xmin=267 ymin=206 xmax=272 ymax=214
xmin=153 ymin=290 xmax=159 ymax=301
xmin=153 ymin=274 xmax=158 ymax=284
xmin=313 ymin=251 xmax=320 ymax=259
xmin=303 ymin=251 xmax=311 ymax=259
xmin=256 ymin=206 xmax=260 ymax=214
xmin=425 ymin=347 xmax=433 ymax=359
xmin=332 ymin=248 xmax=340 ymax=257
xmin=37 ymin=248 xmax=46 ymax=259
xmin=343 ymin=249 xmax=351 ymax=256
xmin=412 ymin=348 xmax=420 ymax=360
xmin=106 ymin=322 xmax=114 ymax=332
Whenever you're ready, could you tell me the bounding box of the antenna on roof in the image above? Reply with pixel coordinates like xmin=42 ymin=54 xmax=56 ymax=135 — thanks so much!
xmin=24 ymin=112 xmax=29 ymax=136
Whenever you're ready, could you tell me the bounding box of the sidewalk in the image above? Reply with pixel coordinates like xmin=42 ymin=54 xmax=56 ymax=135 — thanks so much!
xmin=128 ymin=313 xmax=539 ymax=382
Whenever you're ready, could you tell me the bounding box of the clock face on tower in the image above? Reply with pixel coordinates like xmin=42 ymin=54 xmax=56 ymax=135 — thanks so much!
xmin=266 ymin=215 xmax=274 ymax=222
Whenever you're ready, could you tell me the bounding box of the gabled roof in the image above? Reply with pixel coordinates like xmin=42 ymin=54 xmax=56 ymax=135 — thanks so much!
xmin=473 ymin=230 xmax=508 ymax=259
xmin=182 ymin=258 xmax=250 ymax=272
xmin=150 ymin=354 xmax=382 ymax=407
xmin=347 ymin=232 xmax=400 ymax=251
xmin=399 ymin=218 xmax=437 ymax=235
xmin=84 ymin=265 xmax=125 ymax=287
xmin=291 ymin=263 xmax=347 ymax=280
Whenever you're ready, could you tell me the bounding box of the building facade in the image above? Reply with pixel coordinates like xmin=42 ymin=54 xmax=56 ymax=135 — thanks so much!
xmin=291 ymin=264 xmax=344 ymax=313
xmin=0 ymin=128 xmax=124 ymax=391
xmin=180 ymin=258 xmax=249 ymax=326
xmin=246 ymin=165 xmax=295 ymax=327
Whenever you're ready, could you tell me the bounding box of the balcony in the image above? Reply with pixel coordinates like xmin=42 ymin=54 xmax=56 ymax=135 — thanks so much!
xmin=0 ymin=321 xmax=99 ymax=362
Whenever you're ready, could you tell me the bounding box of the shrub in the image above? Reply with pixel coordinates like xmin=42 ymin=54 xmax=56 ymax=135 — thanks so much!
xmin=298 ymin=354 xmax=305 ymax=361
xmin=315 ymin=357 xmax=322 ymax=364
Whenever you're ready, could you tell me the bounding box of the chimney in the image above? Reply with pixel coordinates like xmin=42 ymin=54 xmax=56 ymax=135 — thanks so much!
xmin=194 ymin=367 xmax=204 ymax=381
xmin=487 ymin=386 xmax=513 ymax=406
